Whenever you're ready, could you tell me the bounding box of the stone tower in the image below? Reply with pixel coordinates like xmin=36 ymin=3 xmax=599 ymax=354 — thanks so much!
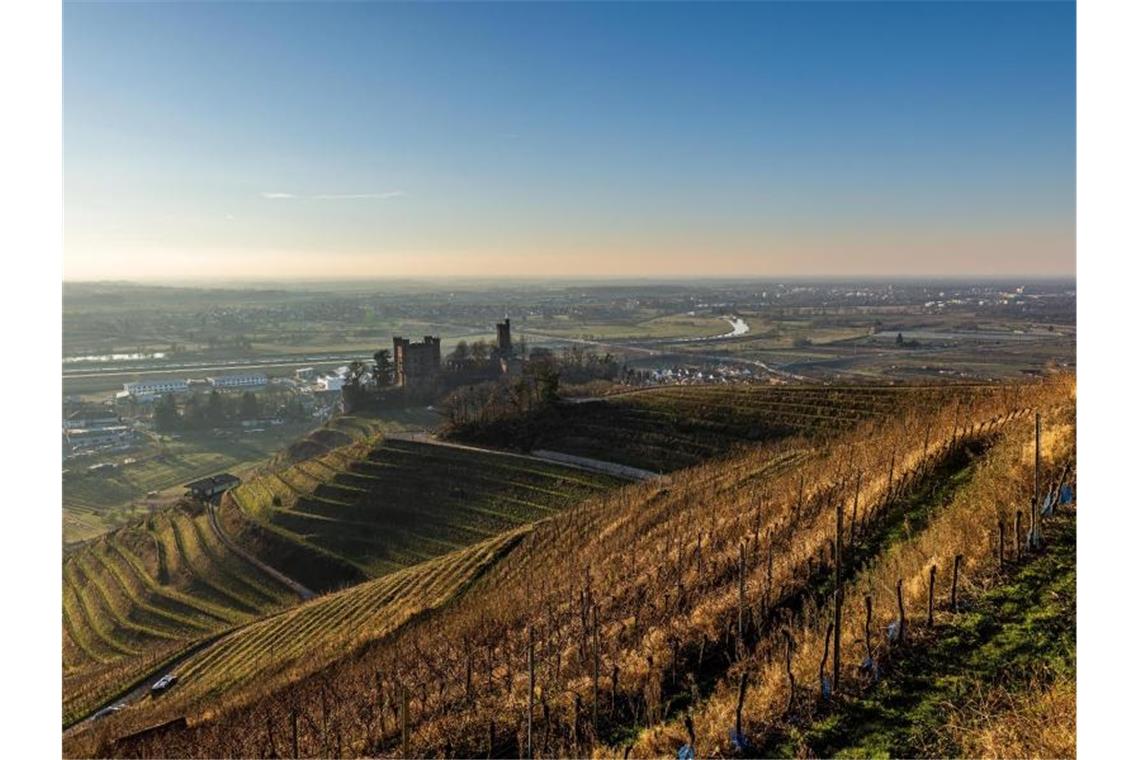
xmin=496 ymin=318 xmax=513 ymax=356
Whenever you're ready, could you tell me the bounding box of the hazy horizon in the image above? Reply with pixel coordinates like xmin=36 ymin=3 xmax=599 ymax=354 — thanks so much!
xmin=65 ymin=1 xmax=1075 ymax=281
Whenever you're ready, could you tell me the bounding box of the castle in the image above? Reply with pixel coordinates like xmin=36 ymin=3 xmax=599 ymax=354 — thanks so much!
xmin=393 ymin=319 xmax=514 ymax=392
xmin=392 ymin=335 xmax=442 ymax=392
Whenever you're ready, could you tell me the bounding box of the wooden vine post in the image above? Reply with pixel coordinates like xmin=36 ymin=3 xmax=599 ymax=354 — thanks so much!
xmin=951 ymin=554 xmax=962 ymax=612
xmin=1015 ymin=511 xmax=1023 ymax=562
xmin=895 ymin=579 xmax=906 ymax=645
xmin=765 ymin=535 xmax=774 ymax=615
xmin=927 ymin=565 xmax=937 ymax=627
xmin=1034 ymin=410 xmax=1042 ymax=547
xmin=291 ymin=706 xmax=299 ymax=759
xmin=998 ymin=518 xmax=1006 ymax=569
xmin=592 ymin=605 xmax=600 ymax=737
xmin=887 ymin=451 xmax=895 ymax=502
xmin=738 ymin=542 xmax=747 ymax=658
xmin=851 ymin=470 xmax=862 ymax=544
xmin=833 ymin=498 xmax=844 ymax=692
xmin=400 ymin=685 xmax=409 ymax=759
xmin=527 ymin=626 xmax=535 ymax=759
xmin=784 ymin=631 xmax=796 ymax=712
xmin=819 ymin=621 xmax=834 ymax=699
xmin=863 ymin=594 xmax=874 ymax=666
xmin=735 ymin=672 xmax=750 ymax=740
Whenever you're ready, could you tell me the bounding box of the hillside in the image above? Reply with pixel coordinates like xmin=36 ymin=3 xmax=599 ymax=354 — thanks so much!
xmin=62 ymin=505 xmax=297 ymax=726
xmin=64 ymin=430 xmax=623 ymax=729
xmin=445 ymin=383 xmax=1009 ymax=473
xmin=67 ymin=376 xmax=1073 ymax=758
xmin=223 ymin=436 xmax=623 ymax=590
xmin=147 ymin=528 xmax=526 ymax=719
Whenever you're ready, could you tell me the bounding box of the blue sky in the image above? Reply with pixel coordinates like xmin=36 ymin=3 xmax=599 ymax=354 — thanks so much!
xmin=64 ymin=1 xmax=1075 ymax=280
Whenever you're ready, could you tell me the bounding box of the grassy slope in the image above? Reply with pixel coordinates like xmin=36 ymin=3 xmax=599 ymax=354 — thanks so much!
xmin=227 ymin=436 xmax=623 ymax=584
xmin=782 ymin=509 xmax=1075 ymax=758
xmin=446 ymin=383 xmax=999 ymax=473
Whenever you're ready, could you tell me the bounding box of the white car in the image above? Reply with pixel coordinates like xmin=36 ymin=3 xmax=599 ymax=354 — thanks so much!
xmin=93 ymin=703 xmax=125 ymax=720
xmin=150 ymin=673 xmax=179 ymax=695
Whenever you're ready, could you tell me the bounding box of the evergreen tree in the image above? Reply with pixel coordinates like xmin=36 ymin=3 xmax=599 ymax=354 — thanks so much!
xmin=207 ymin=390 xmax=226 ymax=426
xmin=154 ymin=394 xmax=181 ymax=432
xmin=239 ymin=391 xmax=260 ymax=420
xmin=372 ymin=349 xmax=394 ymax=386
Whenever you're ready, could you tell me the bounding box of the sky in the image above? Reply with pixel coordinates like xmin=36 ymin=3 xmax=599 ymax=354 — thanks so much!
xmin=64 ymin=1 xmax=1075 ymax=282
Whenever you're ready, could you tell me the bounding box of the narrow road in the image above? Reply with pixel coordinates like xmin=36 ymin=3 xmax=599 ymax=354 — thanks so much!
xmin=63 ymin=352 xmax=371 ymax=379
xmin=207 ymin=498 xmax=316 ymax=601
xmin=386 ymin=431 xmax=664 ymax=482
xmin=64 ymin=634 xmax=225 ymax=734
xmin=66 ymin=498 xmax=316 ymax=731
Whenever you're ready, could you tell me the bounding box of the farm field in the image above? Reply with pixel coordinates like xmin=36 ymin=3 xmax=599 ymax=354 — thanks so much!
xmin=63 ymin=424 xmax=316 ymax=545
xmin=447 ymin=382 xmax=1009 ymax=473
xmin=74 ymin=375 xmax=1074 ymax=759
xmin=518 ymin=311 xmax=732 ymax=341
xmin=674 ymin=313 xmax=1076 ymax=382
xmin=63 ymin=409 xmax=438 ymax=546
xmin=62 ymin=505 xmax=297 ymax=726
xmin=225 ymin=436 xmax=623 ymax=584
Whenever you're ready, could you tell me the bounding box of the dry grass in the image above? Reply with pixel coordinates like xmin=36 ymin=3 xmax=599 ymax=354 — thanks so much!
xmin=940 ymin=676 xmax=1075 ymax=759
xmin=631 ymin=389 xmax=1074 ymax=758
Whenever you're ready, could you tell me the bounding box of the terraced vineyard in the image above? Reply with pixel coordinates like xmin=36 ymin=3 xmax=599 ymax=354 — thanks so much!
xmin=62 ymin=506 xmax=297 ymax=725
xmin=227 ymin=437 xmax=623 ymax=582
xmin=76 ymin=376 xmax=1072 ymax=760
xmin=450 ymin=382 xmax=1008 ymax=472
xmin=154 ymin=528 xmax=526 ymax=713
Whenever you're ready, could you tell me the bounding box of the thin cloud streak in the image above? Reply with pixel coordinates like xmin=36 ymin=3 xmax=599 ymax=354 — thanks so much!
xmin=259 ymin=191 xmax=405 ymax=200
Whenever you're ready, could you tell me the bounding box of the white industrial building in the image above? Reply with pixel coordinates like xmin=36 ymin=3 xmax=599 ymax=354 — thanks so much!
xmin=122 ymin=379 xmax=190 ymax=399
xmin=316 ymin=375 xmax=344 ymax=392
xmin=65 ymin=425 xmax=136 ymax=453
xmin=64 ymin=409 xmax=122 ymax=430
xmin=206 ymin=373 xmax=268 ymax=389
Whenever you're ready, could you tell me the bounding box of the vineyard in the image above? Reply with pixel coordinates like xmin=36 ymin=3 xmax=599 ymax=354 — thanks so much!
xmin=447 ymin=383 xmax=1003 ymax=473
xmin=67 ymin=376 xmax=1075 ymax=759
xmin=137 ymin=528 xmax=526 ymax=717
xmin=62 ymin=506 xmax=297 ymax=726
xmin=225 ymin=437 xmax=623 ymax=584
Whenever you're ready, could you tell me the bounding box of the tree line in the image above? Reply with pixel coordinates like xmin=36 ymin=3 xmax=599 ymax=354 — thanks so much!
xmin=153 ymin=390 xmax=307 ymax=432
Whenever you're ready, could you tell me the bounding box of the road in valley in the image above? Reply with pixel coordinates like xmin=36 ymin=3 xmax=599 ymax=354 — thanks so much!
xmin=206 ymin=499 xmax=316 ymax=601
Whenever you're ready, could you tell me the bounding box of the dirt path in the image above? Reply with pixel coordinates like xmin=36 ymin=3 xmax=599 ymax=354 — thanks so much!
xmin=386 ymin=431 xmax=664 ymax=482
xmin=529 ymin=449 xmax=661 ymax=481
xmin=206 ymin=499 xmax=316 ymax=601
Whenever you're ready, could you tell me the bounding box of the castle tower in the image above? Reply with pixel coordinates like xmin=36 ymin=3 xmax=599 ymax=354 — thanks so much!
xmin=496 ymin=318 xmax=513 ymax=356
xmin=393 ymin=335 xmax=441 ymax=390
